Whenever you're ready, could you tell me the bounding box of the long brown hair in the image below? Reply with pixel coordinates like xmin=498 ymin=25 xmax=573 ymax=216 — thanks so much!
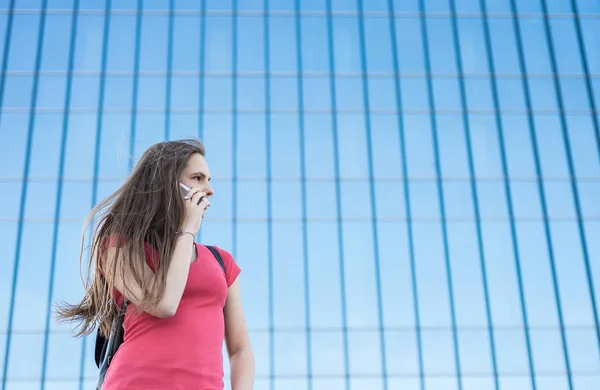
xmin=56 ymin=139 xmax=205 ymax=338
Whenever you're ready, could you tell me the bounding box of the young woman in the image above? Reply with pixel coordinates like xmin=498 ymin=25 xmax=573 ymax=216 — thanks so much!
xmin=57 ymin=139 xmax=254 ymax=390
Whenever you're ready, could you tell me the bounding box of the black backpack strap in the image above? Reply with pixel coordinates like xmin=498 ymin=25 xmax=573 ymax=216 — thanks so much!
xmin=94 ymin=299 xmax=128 ymax=368
xmin=94 ymin=329 xmax=106 ymax=368
xmin=205 ymin=245 xmax=226 ymax=274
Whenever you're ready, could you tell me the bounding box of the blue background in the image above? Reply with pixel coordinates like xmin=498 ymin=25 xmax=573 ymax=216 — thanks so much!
xmin=0 ymin=0 xmax=599 ymax=389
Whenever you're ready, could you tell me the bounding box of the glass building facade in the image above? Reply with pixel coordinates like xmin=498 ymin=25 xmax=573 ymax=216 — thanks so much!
xmin=0 ymin=0 xmax=599 ymax=389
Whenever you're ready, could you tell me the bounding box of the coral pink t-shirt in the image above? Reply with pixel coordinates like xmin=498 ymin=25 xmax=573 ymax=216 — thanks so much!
xmin=101 ymin=241 xmax=241 ymax=390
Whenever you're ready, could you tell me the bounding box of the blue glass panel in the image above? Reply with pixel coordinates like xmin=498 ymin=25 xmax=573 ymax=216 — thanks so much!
xmin=533 ymin=115 xmax=570 ymax=178
xmin=550 ymin=221 xmax=596 ymax=327
xmin=454 ymin=0 xmax=481 ymax=12
xmin=302 ymin=78 xmax=331 ymax=111
xmin=496 ymin=78 xmax=525 ymax=111
xmin=457 ymin=18 xmax=489 ymax=74
xmin=565 ymin=328 xmax=600 ymax=372
xmin=36 ymin=76 xmax=67 ymax=109
xmin=272 ymin=223 xmax=306 ymax=327
xmin=515 ymin=221 xmax=560 ymax=327
xmin=368 ymin=77 xmax=397 ymax=111
xmin=307 ymin=223 xmax=343 ymax=328
xmin=549 ymin=18 xmax=584 ymax=75
xmin=579 ymin=181 xmax=600 ymax=219
xmin=300 ymin=0 xmax=325 ymax=11
xmin=172 ymin=15 xmax=200 ymax=71
xmin=385 ymin=331 xmax=420 ymax=376
xmin=572 ymin=376 xmax=600 ymax=390
xmin=40 ymin=15 xmax=72 ymax=71
xmin=170 ymin=76 xmax=199 ymax=109
xmin=426 ymin=17 xmax=457 ymax=74
xmin=205 ymin=16 xmax=232 ymax=73
xmin=464 ymin=78 xmax=494 ymax=111
xmin=341 ymin=222 xmax=379 ymax=328
xmin=347 ymin=331 xmax=382 ymax=375
xmin=425 ymin=0 xmax=450 ymax=12
xmin=580 ymin=19 xmax=600 ymax=74
xmin=394 ymin=18 xmax=425 ymax=74
xmin=73 ymin=15 xmax=104 ymax=71
xmin=237 ymin=16 xmax=264 ymax=72
xmin=105 ymin=15 xmax=136 ymax=71
xmin=457 ymin=330 xmax=493 ymax=375
xmin=498 ymin=376 xmax=532 ymax=390
xmin=70 ymin=76 xmax=100 ymax=109
xmin=369 ymin=114 xmax=403 ymax=179
xmin=270 ymin=114 xmax=301 ymax=179
xmin=443 ymin=181 xmax=475 ymax=219
xmin=203 ymin=77 xmax=232 ymax=110
xmin=400 ymin=78 xmax=429 ymax=112
xmin=481 ymin=222 xmax=524 ymax=326
xmin=514 ymin=0 xmax=540 ymax=12
xmin=6 ymin=334 xmax=45 ymax=380
xmin=7 ymin=15 xmax=40 ymax=71
xmin=236 ymin=114 xmax=266 ymax=178
xmin=530 ymin=329 xmax=568 ymax=373
xmin=488 ymin=18 xmax=519 ymax=74
xmin=236 ymin=0 xmax=264 ymax=11
xmin=270 ymin=78 xmax=298 ymax=111
xmin=268 ymin=0 xmax=293 ymax=11
xmin=447 ymin=222 xmax=488 ymax=327
xmin=206 ymin=0 xmax=231 ymax=10
xmin=0 ymin=222 xmax=18 ymax=333
xmin=269 ymin=17 xmax=297 ymax=73
xmin=363 ymin=17 xmax=393 ymax=72
xmin=519 ymin=18 xmax=552 ymax=74
xmin=377 ymin=223 xmax=414 ymax=328
xmin=300 ymin=17 xmax=329 ymax=73
xmin=402 ymin=115 xmax=435 ymax=177
xmin=63 ymin=114 xmax=98 ymax=179
xmin=501 ymin=115 xmax=537 ymax=178
xmin=392 ymin=0 xmax=418 ymax=12
xmin=332 ymin=17 xmax=361 ymax=73
xmin=432 ymin=78 xmax=461 ymax=112
xmin=331 ymin=0 xmax=356 ymax=12
xmin=303 ymin=114 xmax=335 ymax=180
xmin=202 ymin=114 xmax=233 ymax=178
xmin=545 ymin=0 xmax=572 ymax=12
xmin=311 ymin=331 xmax=345 ymax=376
xmin=493 ymin=330 xmax=531 ymax=375
xmin=565 ymin=114 xmax=600 ymax=179
xmin=421 ymin=330 xmax=457 ymax=375
xmin=236 ymin=222 xmax=269 ymax=329
xmin=336 ymin=114 xmax=368 ymax=178
xmin=527 ymin=77 xmax=558 ymax=111
xmin=237 ymin=77 xmax=265 ymax=111
xmin=413 ymin=222 xmax=452 ymax=327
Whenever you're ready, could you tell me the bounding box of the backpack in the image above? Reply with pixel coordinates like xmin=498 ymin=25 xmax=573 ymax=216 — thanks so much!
xmin=94 ymin=245 xmax=226 ymax=388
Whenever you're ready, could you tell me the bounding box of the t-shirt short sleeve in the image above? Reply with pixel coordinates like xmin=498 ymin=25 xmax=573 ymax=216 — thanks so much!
xmin=213 ymin=246 xmax=241 ymax=288
xmin=98 ymin=233 xmax=159 ymax=305
xmin=99 ymin=233 xmax=159 ymax=272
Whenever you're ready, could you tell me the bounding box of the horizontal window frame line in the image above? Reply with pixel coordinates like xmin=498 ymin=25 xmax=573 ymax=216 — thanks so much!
xmin=0 ymin=107 xmax=596 ymax=115
xmin=2 ymin=176 xmax=600 ymax=183
xmin=4 ymin=324 xmax=598 ymax=335
xmin=3 ymin=371 xmax=600 ymax=382
xmin=0 ymin=9 xmax=599 ymax=19
xmin=2 ymin=70 xmax=600 ymax=79
xmin=2 ymin=216 xmax=599 ymax=223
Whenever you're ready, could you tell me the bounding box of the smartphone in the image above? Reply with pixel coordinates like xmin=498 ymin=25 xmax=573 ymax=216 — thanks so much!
xmin=179 ymin=182 xmax=191 ymax=199
xmin=179 ymin=181 xmax=205 ymax=203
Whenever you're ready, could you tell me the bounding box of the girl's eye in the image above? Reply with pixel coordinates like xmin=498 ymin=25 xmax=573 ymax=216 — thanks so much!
xmin=194 ymin=176 xmax=202 ymax=181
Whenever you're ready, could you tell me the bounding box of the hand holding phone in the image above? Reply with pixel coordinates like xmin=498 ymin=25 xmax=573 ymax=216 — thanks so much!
xmin=179 ymin=181 xmax=210 ymax=231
